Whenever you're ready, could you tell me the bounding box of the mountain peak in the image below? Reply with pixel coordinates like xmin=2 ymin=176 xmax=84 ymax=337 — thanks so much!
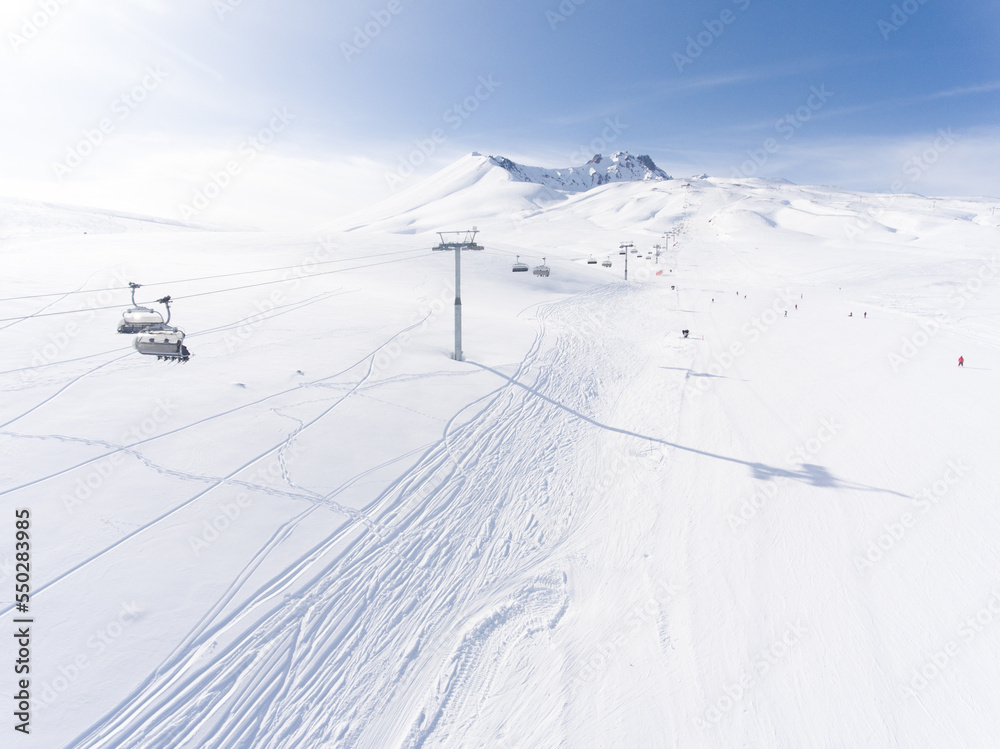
xmin=487 ymin=151 xmax=670 ymax=191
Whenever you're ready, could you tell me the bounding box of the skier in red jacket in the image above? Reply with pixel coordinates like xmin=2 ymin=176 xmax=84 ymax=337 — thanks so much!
xmin=958 ymin=356 xmax=964 ymax=367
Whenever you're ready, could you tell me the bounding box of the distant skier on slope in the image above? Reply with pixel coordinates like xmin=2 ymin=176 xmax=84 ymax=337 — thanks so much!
xmin=958 ymin=356 xmax=964 ymax=367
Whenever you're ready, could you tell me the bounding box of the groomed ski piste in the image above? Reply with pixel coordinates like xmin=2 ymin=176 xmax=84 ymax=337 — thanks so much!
xmin=2 ymin=154 xmax=1000 ymax=748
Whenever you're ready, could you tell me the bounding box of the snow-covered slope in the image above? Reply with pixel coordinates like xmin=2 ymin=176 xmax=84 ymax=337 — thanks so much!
xmin=0 ymin=197 xmax=207 ymax=238
xmin=335 ymin=152 xmax=669 ymax=235
xmin=2 ymin=166 xmax=1000 ymax=749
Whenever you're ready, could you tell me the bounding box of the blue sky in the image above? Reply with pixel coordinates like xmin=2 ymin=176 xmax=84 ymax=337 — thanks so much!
xmin=1 ymin=0 xmax=997 ymax=227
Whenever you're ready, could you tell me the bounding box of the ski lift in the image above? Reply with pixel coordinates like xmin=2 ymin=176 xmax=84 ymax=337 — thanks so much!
xmin=533 ymin=258 xmax=550 ymax=277
xmin=587 ymin=256 xmax=597 ymax=265
xmin=134 ymin=330 xmax=190 ymax=362
xmin=630 ymin=248 xmax=638 ymax=254
xmin=602 ymin=258 xmax=612 ymax=268
xmin=511 ymin=255 xmax=528 ymax=272
xmin=619 ymin=248 xmax=626 ymax=255
xmin=117 ymin=282 xmax=165 ymax=334
xmin=132 ymin=296 xmax=190 ymax=362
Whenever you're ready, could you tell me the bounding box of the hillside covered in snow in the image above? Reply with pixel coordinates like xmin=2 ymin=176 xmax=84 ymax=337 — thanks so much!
xmin=2 ymin=156 xmax=1000 ymax=748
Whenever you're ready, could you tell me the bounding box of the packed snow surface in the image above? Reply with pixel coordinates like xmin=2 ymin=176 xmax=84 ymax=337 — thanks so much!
xmin=2 ymin=160 xmax=1000 ymax=748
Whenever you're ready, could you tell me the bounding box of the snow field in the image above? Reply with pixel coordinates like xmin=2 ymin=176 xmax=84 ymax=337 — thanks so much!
xmin=1 ymin=166 xmax=999 ymax=747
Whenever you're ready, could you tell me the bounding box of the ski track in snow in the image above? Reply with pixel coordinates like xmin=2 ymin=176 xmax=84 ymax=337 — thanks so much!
xmin=65 ymin=282 xmax=651 ymax=749
xmin=0 ymin=313 xmax=447 ymax=616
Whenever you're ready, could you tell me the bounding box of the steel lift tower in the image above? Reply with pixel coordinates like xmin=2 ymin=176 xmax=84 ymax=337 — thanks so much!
xmin=433 ymin=228 xmax=484 ymax=361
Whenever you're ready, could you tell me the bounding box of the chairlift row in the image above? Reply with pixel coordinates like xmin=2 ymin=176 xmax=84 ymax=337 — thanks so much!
xmin=511 ymin=256 xmax=550 ymax=277
xmin=512 ymin=253 xmax=623 ymax=276
xmin=117 ymin=282 xmax=190 ymax=362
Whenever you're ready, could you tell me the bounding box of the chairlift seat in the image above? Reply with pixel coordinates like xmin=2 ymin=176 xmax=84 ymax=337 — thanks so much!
xmin=117 ymin=307 xmax=164 ymax=334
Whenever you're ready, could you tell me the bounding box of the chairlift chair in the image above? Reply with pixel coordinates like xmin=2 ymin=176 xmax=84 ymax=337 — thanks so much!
xmin=587 ymin=256 xmax=597 ymax=264
xmin=132 ymin=296 xmax=190 ymax=362
xmin=134 ymin=329 xmax=190 ymax=362
xmin=533 ymin=258 xmax=550 ymax=277
xmin=117 ymin=282 xmax=165 ymax=334
xmin=602 ymin=258 xmax=612 ymax=268
xmin=512 ymin=255 xmax=529 ymax=272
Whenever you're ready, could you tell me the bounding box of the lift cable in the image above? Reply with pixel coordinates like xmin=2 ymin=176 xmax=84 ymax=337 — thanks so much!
xmin=0 ymin=246 xmax=427 ymax=304
xmin=0 ymin=251 xmax=431 ymax=323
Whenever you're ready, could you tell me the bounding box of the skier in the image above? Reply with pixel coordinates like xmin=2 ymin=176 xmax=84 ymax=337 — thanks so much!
xmin=864 ymin=312 xmax=867 ymax=319
xmin=958 ymin=356 xmax=964 ymax=367
xmin=784 ymin=310 xmax=788 ymax=317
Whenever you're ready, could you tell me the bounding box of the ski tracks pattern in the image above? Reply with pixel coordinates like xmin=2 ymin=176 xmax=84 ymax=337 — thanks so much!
xmin=71 ymin=283 xmax=635 ymax=749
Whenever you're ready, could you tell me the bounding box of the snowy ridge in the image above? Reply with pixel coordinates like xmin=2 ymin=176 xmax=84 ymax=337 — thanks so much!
xmin=488 ymin=151 xmax=670 ymax=191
